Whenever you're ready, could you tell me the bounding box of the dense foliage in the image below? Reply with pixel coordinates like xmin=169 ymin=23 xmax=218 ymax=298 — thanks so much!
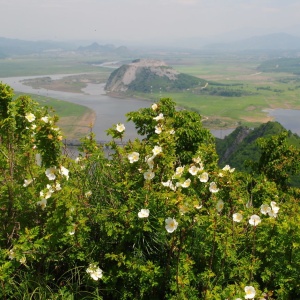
xmin=1 ymin=82 xmax=300 ymax=299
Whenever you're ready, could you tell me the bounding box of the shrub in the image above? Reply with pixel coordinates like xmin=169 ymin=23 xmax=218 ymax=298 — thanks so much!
xmin=1 ymin=82 xmax=300 ymax=299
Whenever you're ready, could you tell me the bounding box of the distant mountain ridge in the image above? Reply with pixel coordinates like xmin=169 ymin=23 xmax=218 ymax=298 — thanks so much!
xmin=0 ymin=37 xmax=128 ymax=57
xmin=0 ymin=37 xmax=75 ymax=57
xmin=77 ymin=42 xmax=129 ymax=55
xmin=2 ymin=32 xmax=300 ymax=57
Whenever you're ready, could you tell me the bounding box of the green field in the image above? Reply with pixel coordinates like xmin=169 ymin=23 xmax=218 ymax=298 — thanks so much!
xmin=0 ymin=56 xmax=116 ymax=77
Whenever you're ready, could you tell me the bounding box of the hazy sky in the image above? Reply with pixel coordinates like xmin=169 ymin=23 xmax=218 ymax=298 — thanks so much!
xmin=1 ymin=0 xmax=300 ymax=43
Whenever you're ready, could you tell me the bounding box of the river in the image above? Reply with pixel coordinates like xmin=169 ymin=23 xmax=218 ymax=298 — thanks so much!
xmin=1 ymin=75 xmax=300 ymax=141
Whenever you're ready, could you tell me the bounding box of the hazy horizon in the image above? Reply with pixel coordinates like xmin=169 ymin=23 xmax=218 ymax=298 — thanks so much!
xmin=1 ymin=0 xmax=300 ymax=46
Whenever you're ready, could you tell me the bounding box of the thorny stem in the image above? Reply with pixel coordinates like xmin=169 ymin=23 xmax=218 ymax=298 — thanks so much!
xmin=250 ymin=225 xmax=257 ymax=281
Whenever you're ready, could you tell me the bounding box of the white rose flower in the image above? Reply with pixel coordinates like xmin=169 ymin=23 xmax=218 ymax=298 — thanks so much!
xmin=19 ymin=256 xmax=26 ymax=265
xmin=155 ymin=125 xmax=162 ymax=134
xmin=194 ymin=203 xmax=203 ymax=209
xmin=180 ymin=178 xmax=191 ymax=188
xmin=86 ymin=263 xmax=103 ymax=281
xmin=35 ymin=153 xmax=42 ymax=166
xmin=162 ymin=180 xmax=176 ymax=191
xmin=199 ymin=172 xmax=209 ymax=183
xmin=165 ymin=217 xmax=178 ymax=233
xmin=152 ymin=145 xmax=162 ymax=156
xmin=188 ymin=165 xmax=199 ymax=176
xmin=232 ymin=212 xmax=243 ymax=222
xmin=222 ymin=164 xmax=235 ymax=173
xmin=37 ymin=198 xmax=47 ymax=210
xmin=175 ymin=166 xmax=184 ymax=176
xmin=45 ymin=167 xmax=56 ymax=180
xmin=270 ymin=201 xmax=280 ymax=214
xmin=55 ymin=182 xmax=62 ymax=191
xmin=151 ymin=103 xmax=158 ymax=111
xmin=138 ymin=209 xmax=150 ymax=218
xmin=249 ymin=215 xmax=261 ymax=226
xmin=222 ymin=165 xmax=231 ymax=171
xmin=193 ymin=157 xmax=202 ymax=164
xmin=25 ymin=112 xmax=35 ymax=122
xmin=59 ymin=166 xmax=69 ymax=180
xmin=146 ymin=156 xmax=155 ymax=169
xmin=41 ymin=116 xmax=49 ymax=123
xmin=8 ymin=249 xmax=16 ymax=260
xmin=128 ymin=152 xmax=140 ymax=163
xmin=260 ymin=204 xmax=271 ymax=215
xmin=144 ymin=170 xmax=155 ymax=180
xmin=85 ymin=191 xmax=92 ymax=197
xmin=116 ymin=123 xmax=125 ymax=132
xmin=209 ymin=182 xmax=219 ymax=193
xmin=153 ymin=113 xmax=164 ymax=121
xmin=244 ymin=286 xmax=256 ymax=299
xmin=216 ymin=200 xmax=224 ymax=212
xmin=23 ymin=179 xmax=33 ymax=187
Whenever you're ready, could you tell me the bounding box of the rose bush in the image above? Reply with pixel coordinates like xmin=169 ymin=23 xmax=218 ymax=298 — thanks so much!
xmin=1 ymin=83 xmax=300 ymax=299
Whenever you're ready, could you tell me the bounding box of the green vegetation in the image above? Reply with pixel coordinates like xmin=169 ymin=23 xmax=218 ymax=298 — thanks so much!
xmin=258 ymin=57 xmax=300 ymax=74
xmin=1 ymin=83 xmax=300 ymax=299
xmin=128 ymin=69 xmax=206 ymax=92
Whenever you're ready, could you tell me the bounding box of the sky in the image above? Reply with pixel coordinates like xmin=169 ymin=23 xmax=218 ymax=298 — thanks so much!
xmin=1 ymin=0 xmax=300 ymax=45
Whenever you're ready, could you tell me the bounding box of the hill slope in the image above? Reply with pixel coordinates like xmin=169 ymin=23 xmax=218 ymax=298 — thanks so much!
xmin=105 ymin=59 xmax=206 ymax=93
xmin=216 ymin=121 xmax=300 ymax=170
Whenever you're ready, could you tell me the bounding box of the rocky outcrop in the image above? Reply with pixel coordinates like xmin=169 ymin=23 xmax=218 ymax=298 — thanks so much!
xmin=105 ymin=59 xmax=204 ymax=93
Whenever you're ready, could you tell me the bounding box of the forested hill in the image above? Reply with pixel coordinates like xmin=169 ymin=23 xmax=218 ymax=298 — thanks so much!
xmin=105 ymin=59 xmax=207 ymax=93
xmin=216 ymin=121 xmax=300 ymax=171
